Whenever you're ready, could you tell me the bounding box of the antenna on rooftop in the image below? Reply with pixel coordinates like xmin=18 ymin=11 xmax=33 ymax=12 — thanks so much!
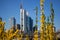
xmin=20 ymin=0 xmax=23 ymax=9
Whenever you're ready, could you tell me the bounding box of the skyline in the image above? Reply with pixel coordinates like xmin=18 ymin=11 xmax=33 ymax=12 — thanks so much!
xmin=0 ymin=0 xmax=60 ymax=31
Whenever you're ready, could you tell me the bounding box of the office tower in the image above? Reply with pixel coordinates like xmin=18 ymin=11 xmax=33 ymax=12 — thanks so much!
xmin=29 ymin=17 xmax=33 ymax=33
xmin=20 ymin=4 xmax=33 ymax=34
xmin=9 ymin=17 xmax=16 ymax=30
xmin=20 ymin=4 xmax=28 ymax=33
xmin=26 ymin=12 xmax=29 ymax=33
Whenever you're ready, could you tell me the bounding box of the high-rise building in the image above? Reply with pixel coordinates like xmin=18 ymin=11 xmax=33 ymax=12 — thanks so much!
xmin=9 ymin=17 xmax=16 ymax=30
xmin=29 ymin=17 xmax=33 ymax=33
xmin=20 ymin=4 xmax=33 ymax=34
xmin=16 ymin=24 xmax=20 ymax=30
xmin=26 ymin=12 xmax=29 ymax=33
xmin=20 ymin=4 xmax=28 ymax=33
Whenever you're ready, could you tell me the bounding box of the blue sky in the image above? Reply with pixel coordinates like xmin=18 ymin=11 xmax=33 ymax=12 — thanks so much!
xmin=0 ymin=0 xmax=60 ymax=31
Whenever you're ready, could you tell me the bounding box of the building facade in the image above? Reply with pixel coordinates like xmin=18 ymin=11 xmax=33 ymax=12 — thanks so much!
xmin=9 ymin=17 xmax=16 ymax=30
xmin=20 ymin=6 xmax=28 ymax=33
xmin=29 ymin=17 xmax=33 ymax=33
xmin=16 ymin=24 xmax=20 ymax=30
xmin=20 ymin=4 xmax=33 ymax=34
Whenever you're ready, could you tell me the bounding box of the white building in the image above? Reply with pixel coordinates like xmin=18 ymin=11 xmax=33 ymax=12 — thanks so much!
xmin=20 ymin=9 xmax=26 ymax=33
xmin=20 ymin=4 xmax=29 ymax=33
xmin=20 ymin=4 xmax=33 ymax=34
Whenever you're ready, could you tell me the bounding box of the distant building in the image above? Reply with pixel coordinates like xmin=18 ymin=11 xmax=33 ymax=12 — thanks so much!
xmin=20 ymin=4 xmax=33 ymax=34
xmin=16 ymin=24 xmax=20 ymax=30
xmin=9 ymin=17 xmax=16 ymax=30
xmin=26 ymin=12 xmax=29 ymax=33
xmin=29 ymin=17 xmax=33 ymax=33
xmin=20 ymin=4 xmax=28 ymax=33
xmin=0 ymin=17 xmax=2 ymax=22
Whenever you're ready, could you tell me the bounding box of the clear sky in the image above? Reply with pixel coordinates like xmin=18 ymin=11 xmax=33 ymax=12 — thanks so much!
xmin=0 ymin=0 xmax=60 ymax=31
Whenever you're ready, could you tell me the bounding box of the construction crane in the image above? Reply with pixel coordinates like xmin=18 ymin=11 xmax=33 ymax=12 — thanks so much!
xmin=40 ymin=0 xmax=46 ymax=40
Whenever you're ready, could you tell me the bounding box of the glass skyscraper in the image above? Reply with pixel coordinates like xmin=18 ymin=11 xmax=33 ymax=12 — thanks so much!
xmin=20 ymin=4 xmax=33 ymax=34
xmin=9 ymin=17 xmax=16 ymax=30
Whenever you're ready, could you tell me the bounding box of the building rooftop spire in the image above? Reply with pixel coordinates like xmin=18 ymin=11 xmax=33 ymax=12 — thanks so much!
xmin=20 ymin=0 xmax=23 ymax=9
xmin=20 ymin=3 xmax=23 ymax=9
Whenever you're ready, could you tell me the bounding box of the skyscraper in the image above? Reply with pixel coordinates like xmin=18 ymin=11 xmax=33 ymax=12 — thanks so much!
xmin=9 ymin=17 xmax=16 ymax=30
xmin=20 ymin=4 xmax=28 ymax=33
xmin=20 ymin=4 xmax=33 ymax=34
xmin=29 ymin=17 xmax=33 ymax=33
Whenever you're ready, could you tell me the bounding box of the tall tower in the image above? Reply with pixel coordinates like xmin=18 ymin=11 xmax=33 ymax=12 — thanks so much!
xmin=40 ymin=0 xmax=46 ymax=40
xmin=20 ymin=3 xmax=23 ymax=31
xmin=20 ymin=4 xmax=29 ymax=33
xmin=9 ymin=17 xmax=16 ymax=30
xmin=29 ymin=17 xmax=33 ymax=33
